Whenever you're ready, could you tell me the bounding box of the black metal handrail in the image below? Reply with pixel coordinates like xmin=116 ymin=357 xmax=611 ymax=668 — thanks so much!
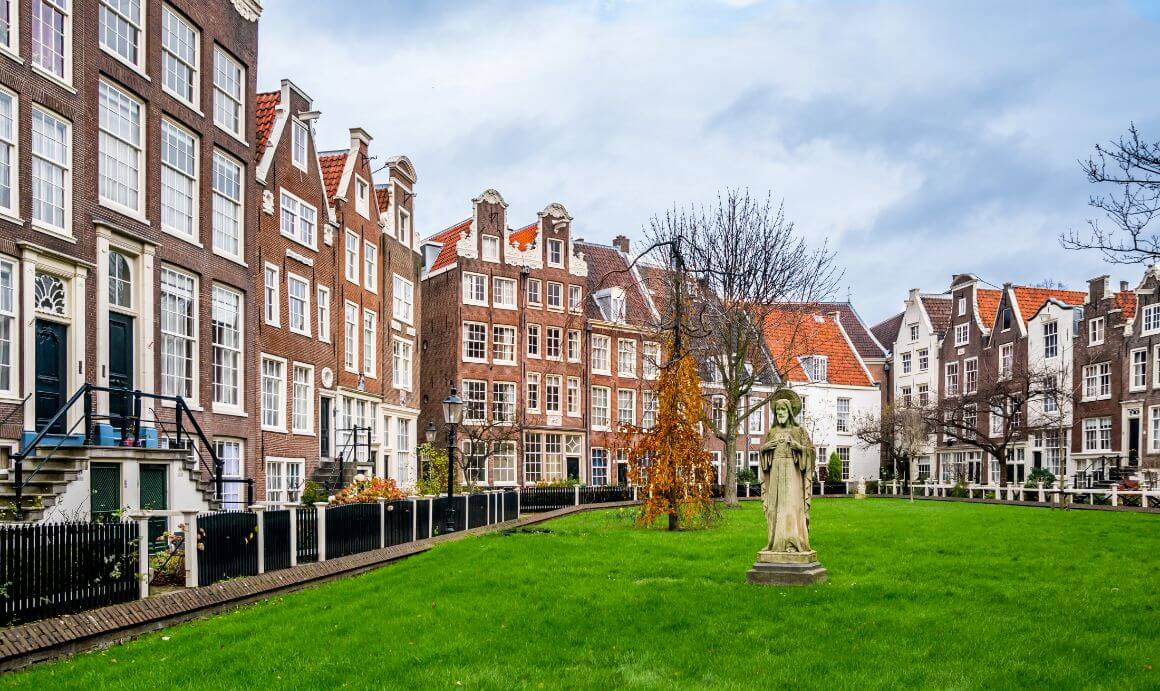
xmin=148 ymin=406 xmax=254 ymax=509
xmin=9 ymin=384 xmax=226 ymax=519
xmin=326 ymin=425 xmax=372 ymax=492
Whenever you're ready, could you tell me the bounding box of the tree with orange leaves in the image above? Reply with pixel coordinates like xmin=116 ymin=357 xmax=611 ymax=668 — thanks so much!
xmin=623 ymin=349 xmax=717 ymax=531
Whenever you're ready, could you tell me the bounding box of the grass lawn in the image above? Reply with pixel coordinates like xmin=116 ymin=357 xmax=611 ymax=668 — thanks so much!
xmin=5 ymin=500 xmax=1158 ymax=689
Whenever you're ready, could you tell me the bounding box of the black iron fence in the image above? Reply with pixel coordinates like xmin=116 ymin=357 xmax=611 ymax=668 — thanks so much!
xmin=296 ymin=507 xmax=318 ymax=564
xmin=0 ymin=521 xmax=139 ymax=626
xmin=326 ymin=503 xmax=380 ymax=559
xmin=197 ymin=511 xmax=259 ymax=586
xmin=519 ymin=486 xmax=576 ymax=512
xmin=264 ymin=510 xmax=291 ymax=572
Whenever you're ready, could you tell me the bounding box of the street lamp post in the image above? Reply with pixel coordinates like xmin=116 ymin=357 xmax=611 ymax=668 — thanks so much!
xmin=424 ymin=422 xmax=437 ymax=482
xmin=442 ymin=386 xmax=465 ymax=534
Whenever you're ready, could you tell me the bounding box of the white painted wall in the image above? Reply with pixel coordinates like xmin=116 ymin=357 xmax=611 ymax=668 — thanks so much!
xmin=795 ymin=382 xmax=881 ymax=481
xmin=889 ymin=291 xmax=949 ymax=476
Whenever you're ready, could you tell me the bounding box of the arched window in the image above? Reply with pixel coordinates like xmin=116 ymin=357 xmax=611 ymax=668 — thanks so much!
xmin=109 ymin=251 xmax=131 ymax=309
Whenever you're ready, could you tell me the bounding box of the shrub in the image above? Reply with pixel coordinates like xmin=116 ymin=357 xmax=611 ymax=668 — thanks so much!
xmin=416 ymin=443 xmax=465 ymax=496
xmin=299 ymin=481 xmax=326 ymax=506
xmin=536 ymin=477 xmax=580 ymax=488
xmin=949 ymin=481 xmax=969 ymax=498
xmin=331 ymin=477 xmax=406 ymax=505
xmin=827 ymin=452 xmax=843 ymax=485
xmin=1025 ymin=468 xmax=1056 ymax=489
xmin=737 ymin=468 xmax=758 ymax=485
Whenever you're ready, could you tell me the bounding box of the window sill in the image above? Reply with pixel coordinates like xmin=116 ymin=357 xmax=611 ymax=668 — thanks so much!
xmin=463 ymin=300 xmax=489 ymax=308
xmin=463 ymin=358 xmax=488 ymax=364
xmin=0 ymin=210 xmax=25 ymax=225
xmin=215 ymin=124 xmax=249 ymax=148
xmin=161 ymin=226 xmax=203 ymax=249
xmin=101 ymin=48 xmax=151 ymax=82
xmin=292 ymin=430 xmax=316 ymax=437
xmin=31 ymin=222 xmax=76 ymax=243
xmin=31 ymin=64 xmax=76 ymax=93
xmin=265 ymin=320 xmax=281 ymax=329
xmin=0 ymin=45 xmax=23 ymax=66
xmin=212 ymin=405 xmax=248 ymax=418
xmin=162 ymin=87 xmax=204 ymax=118
xmin=262 ymin=425 xmax=287 ymax=434
xmin=99 ymin=200 xmax=151 ymax=226
xmin=289 ymin=328 xmax=312 ymax=338
xmin=212 ymin=248 xmax=248 ymax=268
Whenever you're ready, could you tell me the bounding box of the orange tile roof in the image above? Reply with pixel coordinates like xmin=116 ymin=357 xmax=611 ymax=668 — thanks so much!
xmin=976 ymin=289 xmax=1003 ymax=326
xmin=319 ymin=153 xmax=347 ymax=199
xmin=427 ymin=219 xmax=471 ymax=272
xmin=1011 ymin=287 xmax=1087 ymax=321
xmin=1116 ymin=291 xmax=1138 ymax=320
xmin=510 ymin=222 xmax=538 ymax=251
xmin=762 ymin=306 xmax=874 ymax=387
xmin=255 ymin=90 xmax=280 ymax=160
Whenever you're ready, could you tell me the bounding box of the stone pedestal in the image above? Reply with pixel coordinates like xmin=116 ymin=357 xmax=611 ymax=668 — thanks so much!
xmin=746 ymin=550 xmax=828 ymax=586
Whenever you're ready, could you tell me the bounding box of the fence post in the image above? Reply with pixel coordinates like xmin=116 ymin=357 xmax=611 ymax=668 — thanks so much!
xmin=128 ymin=512 xmax=151 ymax=600
xmin=410 ymin=497 xmax=418 ymax=540
xmin=378 ymin=499 xmax=387 ymax=550
xmin=517 ymin=489 xmax=522 ymax=518
xmin=1111 ymin=485 xmax=1119 ymax=507
xmin=289 ymin=506 xmax=298 ymax=568
xmin=182 ymin=511 xmax=199 ymax=588
xmin=486 ymin=491 xmax=492 ymax=525
xmin=632 ymin=486 xmax=638 ymax=502
xmin=463 ymin=494 xmax=470 ymax=528
xmin=574 ymin=485 xmax=580 ymax=506
xmin=500 ymin=491 xmax=505 ymax=523
xmin=315 ymin=502 xmax=328 ymax=562
xmin=428 ymin=497 xmax=434 ymax=538
xmin=251 ymin=505 xmax=266 ymax=574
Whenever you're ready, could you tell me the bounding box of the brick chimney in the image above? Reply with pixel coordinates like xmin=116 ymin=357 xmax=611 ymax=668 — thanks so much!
xmin=1088 ymin=275 xmax=1110 ymax=303
xmin=612 ymin=235 xmax=630 ymax=254
xmin=1120 ymin=280 xmax=1130 ymax=292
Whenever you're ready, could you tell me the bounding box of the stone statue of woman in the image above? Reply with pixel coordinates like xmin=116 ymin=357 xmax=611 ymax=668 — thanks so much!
xmin=748 ymin=389 xmax=827 ymax=585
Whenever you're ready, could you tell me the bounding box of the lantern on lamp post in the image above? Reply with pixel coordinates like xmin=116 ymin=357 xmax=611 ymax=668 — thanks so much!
xmin=442 ymin=387 xmax=465 ymax=533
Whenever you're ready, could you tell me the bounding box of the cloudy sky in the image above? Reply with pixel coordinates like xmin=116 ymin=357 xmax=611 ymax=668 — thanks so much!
xmin=257 ymin=0 xmax=1160 ymax=323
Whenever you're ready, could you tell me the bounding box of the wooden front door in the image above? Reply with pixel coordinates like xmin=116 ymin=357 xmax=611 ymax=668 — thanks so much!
xmin=90 ymin=462 xmax=121 ymax=522
xmin=108 ymin=313 xmax=134 ymax=431
xmin=139 ymin=464 xmax=168 ymax=552
xmin=34 ymin=319 xmax=68 ymax=434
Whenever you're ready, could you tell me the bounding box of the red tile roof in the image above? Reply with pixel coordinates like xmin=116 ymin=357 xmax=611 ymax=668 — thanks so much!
xmin=784 ymin=302 xmax=885 ymax=360
xmin=1116 ymin=291 xmax=1138 ymax=320
xmin=1011 ymin=287 xmax=1087 ymax=321
xmin=762 ymin=306 xmax=874 ymax=387
xmin=427 ymin=219 xmax=471 ymax=272
xmin=319 ymin=153 xmax=347 ymax=199
xmin=976 ymin=289 xmax=1003 ymax=326
xmin=255 ymin=90 xmax=280 ymax=160
xmin=510 ymin=222 xmax=538 ymax=251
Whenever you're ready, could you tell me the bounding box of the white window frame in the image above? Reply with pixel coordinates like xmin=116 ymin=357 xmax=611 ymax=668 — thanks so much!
xmin=526 ymin=323 xmax=540 ymax=358
xmin=1088 ymin=317 xmax=1105 ymax=345
xmin=291 ymin=119 xmax=309 ymax=171
xmin=1154 ymin=345 xmax=1160 ymax=389
xmin=526 ymin=278 xmax=542 ymax=306
xmin=1043 ymin=321 xmax=1058 ymax=359
xmin=591 ymin=386 xmax=611 ymax=430
xmin=343 ymin=302 xmax=359 ymax=372
xmin=0 ymin=1 xmax=18 ymax=58
xmin=345 ymin=230 xmax=360 ymax=284
xmin=493 ymin=277 xmax=516 ymax=309
xmin=260 ymin=354 xmax=287 ymax=432
xmin=547 ymin=238 xmax=563 ymax=267
xmin=836 ymin=398 xmax=851 ymax=434
xmin=900 ymin=351 xmax=911 ymax=375
xmin=0 ymin=256 xmax=17 ymax=397
xmin=97 ymin=79 xmax=144 ymax=217
xmin=286 ymin=272 xmax=310 ymax=336
xmin=546 ymin=327 xmax=562 ymax=361
xmin=568 ymin=284 xmax=582 ymax=313
xmin=363 ymin=241 xmax=378 ymax=292
xmin=30 ymin=105 xmax=71 ymax=236
xmin=392 ymin=338 xmax=413 ymax=391
xmin=213 ymin=45 xmax=245 ymax=140
xmin=592 ymin=334 xmax=610 ymax=374
xmin=492 ymin=325 xmax=517 ymax=365
xmin=354 ymin=175 xmax=370 ymax=218
xmin=210 ymin=283 xmax=243 ymax=413
xmin=160 ymin=266 xmax=198 ymax=402
xmin=945 ymin=361 xmax=960 ymax=396
xmin=211 ymin=149 xmax=244 ymax=262
xmin=567 ymin=377 xmax=581 ymax=417
xmin=32 ymin=0 xmax=71 ymax=84
xmin=263 ymin=263 xmax=280 ymax=327
xmin=1131 ymin=348 xmax=1147 ymax=392
xmin=0 ymin=89 xmax=16 ymax=220
xmin=214 ymin=439 xmax=245 ymax=510
xmin=954 ymin=323 xmax=969 ymax=347
xmin=392 ymin=274 xmax=414 ymax=324
xmin=618 ymin=339 xmax=637 ymax=378
xmin=160 ymin=5 xmax=199 ymax=109
xmin=1082 ymin=362 xmax=1111 ymax=401
xmin=463 ymin=321 xmax=487 ymax=363
xmin=362 ymin=309 xmax=377 ymax=377
xmin=617 ymin=388 xmax=636 ymax=426
xmin=463 ymin=272 xmax=487 ymax=306
xmin=964 ymin=357 xmax=978 ymax=394
xmin=160 ymin=118 xmax=198 ymax=241
xmin=998 ymin=343 xmax=1013 ymax=380
xmin=481 ymin=235 xmax=500 ymax=262
xmin=544 ymin=374 xmax=561 ymax=414
xmin=291 ymin=363 xmax=315 ymax=435
xmin=279 ymin=188 xmax=317 ymax=250
xmin=567 ymin=329 xmax=581 ymax=363
xmin=526 ymin=372 xmax=540 ymax=412
xmin=99 ymin=0 xmax=145 ymax=71
xmin=316 ymin=286 xmax=331 ymax=343
xmin=1082 ymin=417 xmax=1112 ymax=452
xmin=1144 ymin=304 xmax=1160 ymax=335
xmin=463 ymin=380 xmax=487 ymax=424
xmin=917 ymin=348 xmax=929 ymax=372
xmin=492 ymin=381 xmax=516 ymax=424
xmin=1150 ymin=407 xmax=1160 ymax=453
xmin=546 ymin=281 xmax=563 ymax=311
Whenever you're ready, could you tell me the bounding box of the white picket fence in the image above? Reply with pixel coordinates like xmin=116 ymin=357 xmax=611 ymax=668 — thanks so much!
xmin=876 ymin=480 xmax=1160 ymax=508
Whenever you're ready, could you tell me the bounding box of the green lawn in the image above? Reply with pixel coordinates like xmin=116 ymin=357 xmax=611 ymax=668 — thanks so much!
xmin=5 ymin=500 xmax=1158 ymax=689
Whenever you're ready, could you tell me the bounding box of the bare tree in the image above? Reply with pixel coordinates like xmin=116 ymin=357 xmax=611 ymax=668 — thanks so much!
xmin=853 ymin=404 xmax=928 ymax=481
xmin=1062 ymin=124 xmax=1160 ymax=263
xmin=646 ymin=189 xmax=840 ymax=506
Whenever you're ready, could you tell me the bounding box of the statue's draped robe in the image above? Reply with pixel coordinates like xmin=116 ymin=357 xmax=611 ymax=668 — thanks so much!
xmin=759 ymin=424 xmax=816 ymax=553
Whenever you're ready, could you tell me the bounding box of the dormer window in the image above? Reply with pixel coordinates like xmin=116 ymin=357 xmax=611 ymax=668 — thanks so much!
xmin=355 ymin=176 xmax=369 ymax=217
xmin=547 ymin=238 xmax=563 ymax=267
xmin=594 ymin=287 xmax=626 ymax=322
xmin=801 ymin=355 xmax=827 ymax=383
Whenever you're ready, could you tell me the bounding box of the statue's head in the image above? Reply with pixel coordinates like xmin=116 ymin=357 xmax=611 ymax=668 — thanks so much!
xmin=774 ymin=399 xmax=791 ymax=426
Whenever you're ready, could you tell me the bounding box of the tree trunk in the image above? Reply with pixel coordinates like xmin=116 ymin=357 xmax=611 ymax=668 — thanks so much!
xmin=723 ymin=432 xmax=739 ymax=507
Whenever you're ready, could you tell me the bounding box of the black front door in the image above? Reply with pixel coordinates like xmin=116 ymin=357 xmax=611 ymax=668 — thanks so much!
xmin=108 ymin=313 xmax=134 ymax=431
xmin=34 ymin=319 xmax=68 ymax=434
xmin=1129 ymin=418 xmax=1141 ymax=465
xmin=566 ymin=456 xmax=580 ymax=482
xmin=319 ymin=397 xmax=331 ymax=459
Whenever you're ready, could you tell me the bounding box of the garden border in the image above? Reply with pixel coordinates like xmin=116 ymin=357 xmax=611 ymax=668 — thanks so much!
xmin=871 ymin=494 xmax=1160 ymax=513
xmin=0 ymin=500 xmax=638 ymax=672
